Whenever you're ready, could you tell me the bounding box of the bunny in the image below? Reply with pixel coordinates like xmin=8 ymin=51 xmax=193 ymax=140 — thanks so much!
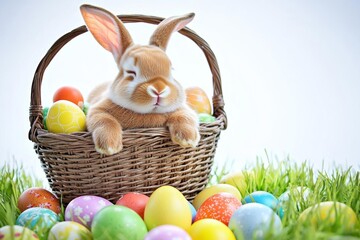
xmin=80 ymin=4 xmax=200 ymax=155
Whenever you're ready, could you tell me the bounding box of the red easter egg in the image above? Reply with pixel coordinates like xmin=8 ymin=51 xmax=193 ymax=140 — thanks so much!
xmin=195 ymin=192 xmax=242 ymax=225
xmin=18 ymin=187 xmax=61 ymax=214
xmin=116 ymin=192 xmax=149 ymax=219
xmin=53 ymin=86 xmax=84 ymax=108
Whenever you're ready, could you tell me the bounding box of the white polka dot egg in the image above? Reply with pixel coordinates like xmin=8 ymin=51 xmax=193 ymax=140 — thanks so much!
xmin=64 ymin=195 xmax=113 ymax=228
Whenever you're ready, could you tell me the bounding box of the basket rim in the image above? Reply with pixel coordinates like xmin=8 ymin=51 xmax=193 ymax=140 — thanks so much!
xmin=29 ymin=13 xmax=227 ymax=143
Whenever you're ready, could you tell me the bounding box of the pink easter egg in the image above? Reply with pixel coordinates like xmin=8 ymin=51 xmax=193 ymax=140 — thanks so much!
xmin=65 ymin=195 xmax=113 ymax=228
xmin=145 ymin=225 xmax=191 ymax=240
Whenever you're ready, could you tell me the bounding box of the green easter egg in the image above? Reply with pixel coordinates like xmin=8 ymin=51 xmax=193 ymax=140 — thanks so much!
xmin=91 ymin=205 xmax=147 ymax=240
xmin=198 ymin=113 xmax=216 ymax=123
xmin=82 ymin=102 xmax=90 ymax=115
xmin=43 ymin=107 xmax=49 ymax=130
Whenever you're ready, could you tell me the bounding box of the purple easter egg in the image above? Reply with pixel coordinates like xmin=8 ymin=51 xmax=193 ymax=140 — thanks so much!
xmin=144 ymin=225 xmax=191 ymax=240
xmin=65 ymin=195 xmax=113 ymax=228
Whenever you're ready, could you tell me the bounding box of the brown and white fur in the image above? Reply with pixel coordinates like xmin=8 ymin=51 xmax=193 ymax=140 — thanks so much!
xmin=80 ymin=4 xmax=200 ymax=155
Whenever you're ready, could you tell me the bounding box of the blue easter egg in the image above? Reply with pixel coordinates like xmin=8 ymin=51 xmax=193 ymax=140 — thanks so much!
xmin=277 ymin=187 xmax=311 ymax=219
xmin=244 ymin=191 xmax=279 ymax=210
xmin=16 ymin=207 xmax=59 ymax=240
xmin=188 ymin=201 xmax=197 ymax=223
xmin=228 ymin=203 xmax=282 ymax=240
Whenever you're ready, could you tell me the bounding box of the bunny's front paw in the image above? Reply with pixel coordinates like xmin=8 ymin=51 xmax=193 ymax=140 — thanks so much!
xmin=92 ymin=128 xmax=123 ymax=155
xmin=169 ymin=123 xmax=200 ymax=148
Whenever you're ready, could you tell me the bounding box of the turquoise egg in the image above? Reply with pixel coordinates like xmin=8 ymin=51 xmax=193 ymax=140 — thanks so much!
xmin=244 ymin=191 xmax=279 ymax=210
xmin=16 ymin=207 xmax=59 ymax=240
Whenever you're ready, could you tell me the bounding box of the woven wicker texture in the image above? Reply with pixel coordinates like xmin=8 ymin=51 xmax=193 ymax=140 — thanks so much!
xmin=29 ymin=14 xmax=227 ymax=204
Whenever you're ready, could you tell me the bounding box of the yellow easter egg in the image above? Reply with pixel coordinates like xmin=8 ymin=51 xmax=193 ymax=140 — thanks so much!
xmin=189 ymin=219 xmax=236 ymax=240
xmin=48 ymin=221 xmax=92 ymax=240
xmin=298 ymin=201 xmax=359 ymax=232
xmin=46 ymin=100 xmax=86 ymax=134
xmin=220 ymin=171 xmax=252 ymax=197
xmin=144 ymin=186 xmax=192 ymax=231
xmin=0 ymin=225 xmax=38 ymax=240
xmin=192 ymin=184 xmax=242 ymax=210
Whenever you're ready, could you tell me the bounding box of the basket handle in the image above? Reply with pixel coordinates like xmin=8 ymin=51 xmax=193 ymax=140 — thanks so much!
xmin=29 ymin=14 xmax=227 ymax=142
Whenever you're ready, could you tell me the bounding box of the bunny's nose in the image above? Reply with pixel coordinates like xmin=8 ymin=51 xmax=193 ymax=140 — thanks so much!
xmin=147 ymin=85 xmax=170 ymax=98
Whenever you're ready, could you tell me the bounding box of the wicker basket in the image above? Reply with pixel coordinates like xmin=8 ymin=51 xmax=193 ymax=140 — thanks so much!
xmin=29 ymin=14 xmax=227 ymax=205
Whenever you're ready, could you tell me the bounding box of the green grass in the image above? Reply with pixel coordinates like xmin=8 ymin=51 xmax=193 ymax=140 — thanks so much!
xmin=1 ymin=155 xmax=359 ymax=239
xmin=210 ymin=153 xmax=360 ymax=239
xmin=0 ymin=161 xmax=43 ymax=226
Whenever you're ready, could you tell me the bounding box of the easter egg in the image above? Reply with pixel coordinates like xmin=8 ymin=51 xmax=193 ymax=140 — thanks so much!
xmin=278 ymin=186 xmax=311 ymax=218
xmin=186 ymin=86 xmax=212 ymax=114
xmin=244 ymin=191 xmax=279 ymax=211
xmin=198 ymin=113 xmax=216 ymax=123
xmin=188 ymin=201 xmax=197 ymax=223
xmin=192 ymin=184 xmax=242 ymax=210
xmin=92 ymin=205 xmax=147 ymax=240
xmin=18 ymin=187 xmax=61 ymax=214
xmin=298 ymin=201 xmax=359 ymax=232
xmin=116 ymin=192 xmax=149 ymax=219
xmin=53 ymin=86 xmax=84 ymax=108
xmin=16 ymin=207 xmax=59 ymax=240
xmin=43 ymin=107 xmax=49 ymax=130
xmin=195 ymin=192 xmax=242 ymax=225
xmin=46 ymin=100 xmax=86 ymax=134
xmin=0 ymin=225 xmax=39 ymax=240
xmin=48 ymin=221 xmax=92 ymax=240
xmin=228 ymin=203 xmax=283 ymax=240
xmin=65 ymin=195 xmax=113 ymax=228
xmin=189 ymin=219 xmax=236 ymax=240
xmin=221 ymin=171 xmax=252 ymax=197
xmin=144 ymin=186 xmax=192 ymax=231
xmin=82 ymin=102 xmax=90 ymax=115
xmin=144 ymin=225 xmax=191 ymax=240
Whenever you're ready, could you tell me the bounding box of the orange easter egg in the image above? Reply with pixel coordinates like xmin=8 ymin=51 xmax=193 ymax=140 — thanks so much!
xmin=185 ymin=86 xmax=212 ymax=114
xmin=18 ymin=187 xmax=61 ymax=214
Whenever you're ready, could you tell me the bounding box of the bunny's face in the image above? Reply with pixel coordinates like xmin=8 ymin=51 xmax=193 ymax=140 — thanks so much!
xmin=80 ymin=4 xmax=194 ymax=114
xmin=109 ymin=45 xmax=185 ymax=114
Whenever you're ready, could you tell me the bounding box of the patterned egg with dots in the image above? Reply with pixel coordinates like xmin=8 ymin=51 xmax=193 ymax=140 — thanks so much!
xmin=64 ymin=195 xmax=113 ymax=229
xmin=18 ymin=187 xmax=61 ymax=214
xmin=46 ymin=100 xmax=86 ymax=134
xmin=0 ymin=225 xmax=39 ymax=240
xmin=194 ymin=192 xmax=242 ymax=225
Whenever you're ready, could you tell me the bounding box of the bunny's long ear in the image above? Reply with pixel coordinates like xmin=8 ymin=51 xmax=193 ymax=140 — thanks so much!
xmin=149 ymin=13 xmax=195 ymax=51
xmin=80 ymin=4 xmax=133 ymax=63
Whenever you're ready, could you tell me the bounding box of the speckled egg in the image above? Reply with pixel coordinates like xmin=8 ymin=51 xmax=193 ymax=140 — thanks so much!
xmin=65 ymin=195 xmax=113 ymax=228
xmin=0 ymin=225 xmax=39 ymax=240
xmin=18 ymin=187 xmax=61 ymax=214
xmin=192 ymin=184 xmax=242 ymax=210
xmin=16 ymin=207 xmax=59 ymax=240
xmin=194 ymin=192 xmax=242 ymax=225
xmin=48 ymin=221 xmax=92 ymax=240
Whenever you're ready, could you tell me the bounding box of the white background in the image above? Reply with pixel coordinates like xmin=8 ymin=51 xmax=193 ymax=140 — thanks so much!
xmin=1 ymin=1 xmax=359 ymax=182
